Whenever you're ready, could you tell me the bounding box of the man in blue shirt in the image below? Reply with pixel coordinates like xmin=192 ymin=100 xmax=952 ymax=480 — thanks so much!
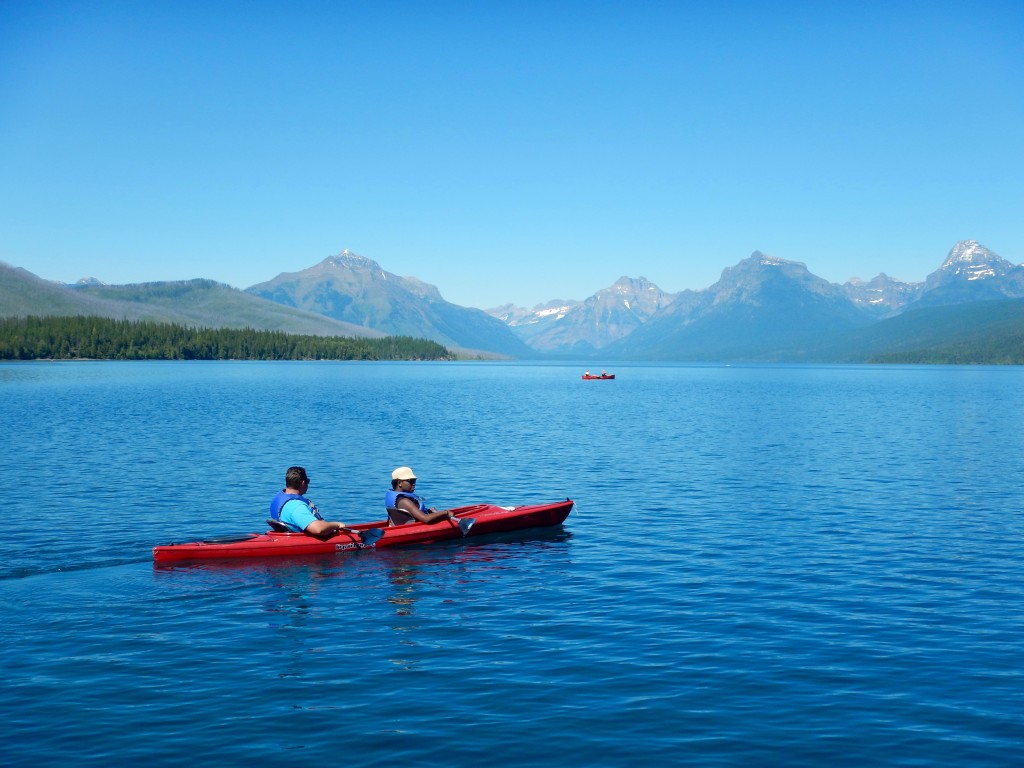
xmin=269 ymin=466 xmax=350 ymax=538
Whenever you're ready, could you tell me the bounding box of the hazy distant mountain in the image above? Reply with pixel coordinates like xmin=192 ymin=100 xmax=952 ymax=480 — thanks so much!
xmin=602 ymin=252 xmax=874 ymax=360
xmin=246 ymin=250 xmax=536 ymax=357
xmin=486 ymin=299 xmax=580 ymax=352
xmin=841 ymin=273 xmax=919 ymax=318
xmin=0 ymin=262 xmax=379 ymax=338
xmin=488 ymin=299 xmax=582 ymax=327
xmin=1 ymin=262 xmax=121 ymax=317
xmin=491 ymin=277 xmax=675 ymax=355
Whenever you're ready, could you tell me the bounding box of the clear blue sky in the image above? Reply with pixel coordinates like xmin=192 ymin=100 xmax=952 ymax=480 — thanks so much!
xmin=2 ymin=0 xmax=1022 ymax=309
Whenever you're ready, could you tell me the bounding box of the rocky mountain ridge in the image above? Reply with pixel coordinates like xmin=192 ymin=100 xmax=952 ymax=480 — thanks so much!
xmin=4 ymin=239 xmax=1021 ymax=361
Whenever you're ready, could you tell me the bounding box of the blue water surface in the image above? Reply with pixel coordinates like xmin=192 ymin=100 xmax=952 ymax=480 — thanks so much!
xmin=1 ymin=361 xmax=1022 ymax=766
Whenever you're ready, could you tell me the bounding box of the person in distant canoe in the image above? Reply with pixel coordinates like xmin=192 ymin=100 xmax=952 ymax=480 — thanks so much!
xmin=385 ymin=466 xmax=458 ymax=526
xmin=269 ymin=466 xmax=350 ymax=538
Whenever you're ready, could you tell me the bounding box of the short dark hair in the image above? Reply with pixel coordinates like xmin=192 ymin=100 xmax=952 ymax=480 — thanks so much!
xmin=285 ymin=466 xmax=308 ymax=488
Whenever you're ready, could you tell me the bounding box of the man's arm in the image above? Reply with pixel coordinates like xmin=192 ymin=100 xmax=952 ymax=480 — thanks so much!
xmin=304 ymin=519 xmax=349 ymax=539
xmin=395 ymin=496 xmax=456 ymax=525
xmin=282 ymin=500 xmax=347 ymax=538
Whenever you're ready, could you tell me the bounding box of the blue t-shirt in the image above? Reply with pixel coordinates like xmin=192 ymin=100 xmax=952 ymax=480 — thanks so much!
xmin=280 ymin=498 xmax=320 ymax=533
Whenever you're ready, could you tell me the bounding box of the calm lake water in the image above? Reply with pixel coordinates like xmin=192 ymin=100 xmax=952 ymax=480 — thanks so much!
xmin=1 ymin=361 xmax=1022 ymax=766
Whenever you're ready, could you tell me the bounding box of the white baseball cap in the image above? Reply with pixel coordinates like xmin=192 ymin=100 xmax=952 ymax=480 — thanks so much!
xmin=391 ymin=466 xmax=417 ymax=481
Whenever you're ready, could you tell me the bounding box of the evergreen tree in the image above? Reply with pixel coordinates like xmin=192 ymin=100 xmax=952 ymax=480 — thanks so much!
xmin=0 ymin=316 xmax=452 ymax=361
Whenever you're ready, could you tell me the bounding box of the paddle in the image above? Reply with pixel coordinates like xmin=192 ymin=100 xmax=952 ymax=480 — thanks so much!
xmin=347 ymin=527 xmax=385 ymax=545
xmin=450 ymin=515 xmax=476 ymax=536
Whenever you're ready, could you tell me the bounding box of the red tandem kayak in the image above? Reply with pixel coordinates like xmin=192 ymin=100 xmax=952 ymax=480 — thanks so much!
xmin=581 ymin=374 xmax=614 ymax=380
xmin=153 ymin=499 xmax=574 ymax=563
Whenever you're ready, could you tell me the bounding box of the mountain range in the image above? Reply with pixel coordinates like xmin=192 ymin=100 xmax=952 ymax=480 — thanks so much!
xmin=2 ymin=240 xmax=1022 ymax=362
xmin=491 ymin=239 xmax=1024 ymax=361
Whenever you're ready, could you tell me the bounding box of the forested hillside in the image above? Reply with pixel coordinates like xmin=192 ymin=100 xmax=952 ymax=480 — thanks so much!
xmin=0 ymin=264 xmax=380 ymax=339
xmin=0 ymin=316 xmax=450 ymax=361
xmin=848 ymin=299 xmax=1024 ymax=365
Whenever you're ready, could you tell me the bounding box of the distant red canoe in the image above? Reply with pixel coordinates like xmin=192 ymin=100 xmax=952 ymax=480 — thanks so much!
xmin=582 ymin=374 xmax=615 ymax=380
xmin=153 ymin=499 xmax=574 ymax=563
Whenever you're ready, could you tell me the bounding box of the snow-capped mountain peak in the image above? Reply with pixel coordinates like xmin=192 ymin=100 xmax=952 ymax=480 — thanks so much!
xmin=939 ymin=240 xmax=1013 ymax=281
xmin=325 ymin=249 xmax=380 ymax=271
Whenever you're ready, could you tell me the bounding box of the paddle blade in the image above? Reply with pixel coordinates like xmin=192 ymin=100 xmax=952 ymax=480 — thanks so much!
xmin=458 ymin=517 xmax=476 ymax=536
xmin=358 ymin=528 xmax=385 ymax=546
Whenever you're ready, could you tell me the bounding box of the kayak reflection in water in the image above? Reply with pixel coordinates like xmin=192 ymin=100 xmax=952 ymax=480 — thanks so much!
xmin=385 ymin=466 xmax=459 ymax=526
xmin=269 ymin=466 xmax=350 ymax=539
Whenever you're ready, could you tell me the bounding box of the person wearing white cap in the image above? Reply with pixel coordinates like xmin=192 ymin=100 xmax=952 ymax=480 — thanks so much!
xmin=385 ymin=466 xmax=458 ymax=526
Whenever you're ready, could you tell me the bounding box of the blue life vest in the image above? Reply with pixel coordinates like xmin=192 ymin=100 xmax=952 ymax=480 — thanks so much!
xmin=269 ymin=491 xmax=316 ymax=520
xmin=385 ymin=489 xmax=426 ymax=525
xmin=385 ymin=489 xmax=426 ymax=511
